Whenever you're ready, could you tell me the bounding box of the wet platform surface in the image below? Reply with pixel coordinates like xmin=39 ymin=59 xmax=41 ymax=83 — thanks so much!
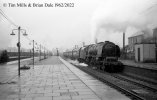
xmin=0 ymin=56 xmax=130 ymax=100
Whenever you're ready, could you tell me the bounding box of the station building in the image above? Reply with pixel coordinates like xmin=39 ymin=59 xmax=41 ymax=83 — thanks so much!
xmin=127 ymin=28 xmax=157 ymax=62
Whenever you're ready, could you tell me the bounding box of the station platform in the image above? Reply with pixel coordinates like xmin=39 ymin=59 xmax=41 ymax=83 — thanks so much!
xmin=119 ymin=60 xmax=157 ymax=84
xmin=120 ymin=60 xmax=157 ymax=70
xmin=0 ymin=56 xmax=130 ymax=100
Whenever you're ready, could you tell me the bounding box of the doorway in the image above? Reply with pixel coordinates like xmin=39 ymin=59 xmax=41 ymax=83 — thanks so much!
xmin=138 ymin=48 xmax=140 ymax=62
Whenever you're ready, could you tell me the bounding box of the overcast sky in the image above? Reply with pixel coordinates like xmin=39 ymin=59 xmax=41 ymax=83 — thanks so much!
xmin=0 ymin=0 xmax=101 ymax=51
xmin=0 ymin=0 xmax=157 ymax=52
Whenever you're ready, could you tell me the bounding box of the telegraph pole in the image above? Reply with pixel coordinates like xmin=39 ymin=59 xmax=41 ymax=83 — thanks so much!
xmin=123 ymin=32 xmax=125 ymax=52
xmin=123 ymin=32 xmax=126 ymax=59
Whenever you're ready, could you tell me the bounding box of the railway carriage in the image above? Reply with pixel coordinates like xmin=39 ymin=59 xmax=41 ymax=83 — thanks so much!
xmin=72 ymin=48 xmax=80 ymax=60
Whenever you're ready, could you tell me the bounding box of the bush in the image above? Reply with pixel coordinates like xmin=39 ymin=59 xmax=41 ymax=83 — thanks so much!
xmin=20 ymin=65 xmax=30 ymax=70
xmin=0 ymin=50 xmax=9 ymax=63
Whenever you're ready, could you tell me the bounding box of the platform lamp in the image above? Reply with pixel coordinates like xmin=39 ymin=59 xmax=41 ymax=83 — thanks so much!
xmin=10 ymin=26 xmax=27 ymax=77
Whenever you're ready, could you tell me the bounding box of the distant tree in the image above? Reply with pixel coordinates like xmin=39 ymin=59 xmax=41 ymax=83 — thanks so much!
xmin=0 ymin=50 xmax=9 ymax=63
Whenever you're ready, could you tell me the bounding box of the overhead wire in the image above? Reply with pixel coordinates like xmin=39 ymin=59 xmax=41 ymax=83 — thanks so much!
xmin=0 ymin=9 xmax=18 ymax=27
xmin=140 ymin=3 xmax=157 ymax=15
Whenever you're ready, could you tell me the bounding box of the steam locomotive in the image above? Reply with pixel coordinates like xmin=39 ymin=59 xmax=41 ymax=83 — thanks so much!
xmin=63 ymin=41 xmax=123 ymax=72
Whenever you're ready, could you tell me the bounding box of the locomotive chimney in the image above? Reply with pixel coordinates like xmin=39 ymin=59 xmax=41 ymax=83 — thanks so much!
xmin=82 ymin=42 xmax=85 ymax=47
xmin=95 ymin=38 xmax=98 ymax=44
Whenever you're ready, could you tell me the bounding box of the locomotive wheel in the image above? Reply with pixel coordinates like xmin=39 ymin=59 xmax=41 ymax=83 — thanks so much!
xmin=110 ymin=65 xmax=115 ymax=72
xmin=90 ymin=58 xmax=93 ymax=65
xmin=97 ymin=65 xmax=100 ymax=70
xmin=99 ymin=66 xmax=102 ymax=70
xmin=103 ymin=67 xmax=106 ymax=72
xmin=105 ymin=65 xmax=114 ymax=72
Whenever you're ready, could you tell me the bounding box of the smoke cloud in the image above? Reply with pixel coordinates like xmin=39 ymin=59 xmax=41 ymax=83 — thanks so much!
xmin=91 ymin=0 xmax=157 ymax=44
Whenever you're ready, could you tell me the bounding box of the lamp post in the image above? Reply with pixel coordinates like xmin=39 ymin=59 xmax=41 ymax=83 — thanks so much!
xmin=10 ymin=26 xmax=27 ymax=77
xmin=56 ymin=48 xmax=59 ymax=56
xmin=154 ymin=36 xmax=157 ymax=63
xmin=39 ymin=44 xmax=41 ymax=61
xmin=44 ymin=47 xmax=46 ymax=59
xmin=33 ymin=40 xmax=34 ymax=69
xmin=29 ymin=40 xmax=35 ymax=68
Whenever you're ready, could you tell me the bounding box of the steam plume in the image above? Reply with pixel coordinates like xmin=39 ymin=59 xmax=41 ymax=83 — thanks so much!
xmin=91 ymin=0 xmax=157 ymax=43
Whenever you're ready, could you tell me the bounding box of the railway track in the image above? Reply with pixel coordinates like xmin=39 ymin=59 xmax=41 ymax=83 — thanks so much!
xmin=94 ymin=67 xmax=157 ymax=92
xmin=72 ymin=63 xmax=157 ymax=100
xmin=111 ymin=73 xmax=157 ymax=92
